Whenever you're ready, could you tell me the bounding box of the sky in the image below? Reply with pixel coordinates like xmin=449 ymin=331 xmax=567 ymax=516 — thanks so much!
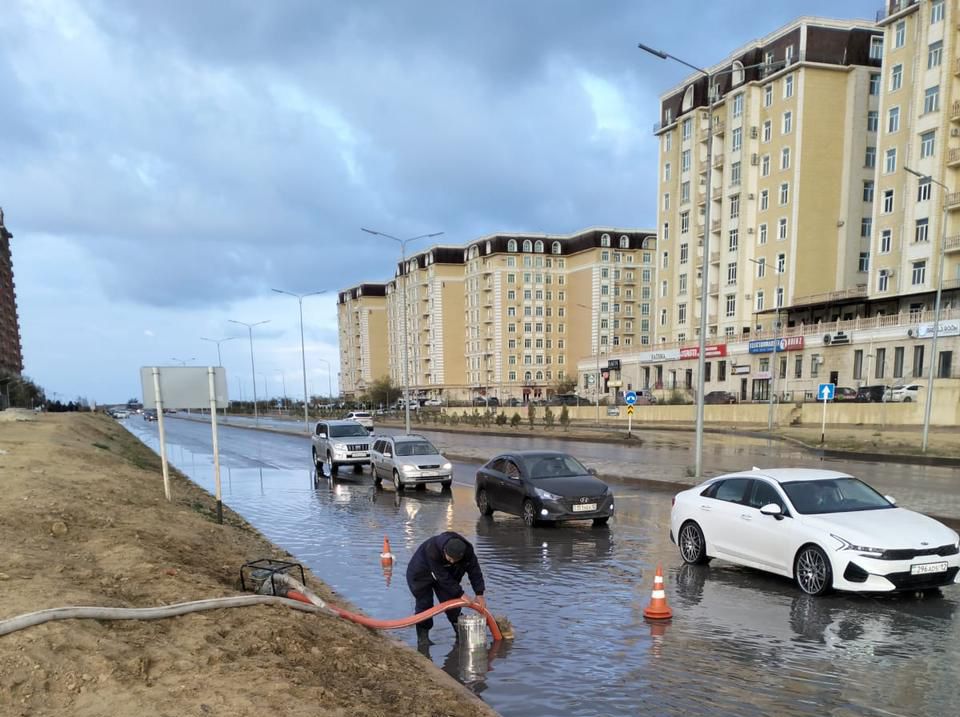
xmin=2 ymin=0 xmax=878 ymax=404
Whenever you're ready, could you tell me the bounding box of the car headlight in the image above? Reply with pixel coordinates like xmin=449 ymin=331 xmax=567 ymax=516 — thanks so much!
xmin=402 ymin=464 xmax=417 ymax=473
xmin=831 ymin=534 xmax=884 ymax=557
xmin=535 ymin=487 xmax=561 ymax=501
xmin=442 ymin=462 xmax=452 ymax=471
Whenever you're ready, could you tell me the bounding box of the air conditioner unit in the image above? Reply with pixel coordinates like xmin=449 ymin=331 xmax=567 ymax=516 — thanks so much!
xmin=750 ymin=126 xmax=759 ymax=139
xmin=951 ymin=128 xmax=960 ymax=137
xmin=824 ymin=331 xmax=851 ymax=346
xmin=837 ymin=220 xmax=845 ymax=227
xmin=888 ymin=269 xmax=896 ymax=277
xmin=747 ymin=227 xmax=755 ymax=234
xmin=750 ymin=153 xmax=759 ymax=166
xmin=907 ymin=328 xmax=915 ymax=337
xmin=748 ymin=193 xmax=756 ymax=200
xmin=701 ymin=110 xmax=710 ymax=120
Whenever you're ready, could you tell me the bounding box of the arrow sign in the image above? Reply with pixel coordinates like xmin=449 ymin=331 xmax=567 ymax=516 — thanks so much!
xmin=627 ymin=405 xmax=635 ymax=415
xmin=624 ymin=391 xmax=637 ymax=405
xmin=817 ymin=383 xmax=835 ymax=401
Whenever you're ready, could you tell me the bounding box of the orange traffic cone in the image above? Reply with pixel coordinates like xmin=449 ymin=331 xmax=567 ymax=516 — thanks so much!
xmin=642 ymin=564 xmax=673 ymax=620
xmin=380 ymin=536 xmax=394 ymax=567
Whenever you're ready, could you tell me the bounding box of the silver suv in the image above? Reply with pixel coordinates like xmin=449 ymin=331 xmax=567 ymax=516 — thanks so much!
xmin=312 ymin=420 xmax=373 ymax=476
xmin=370 ymin=434 xmax=453 ymax=492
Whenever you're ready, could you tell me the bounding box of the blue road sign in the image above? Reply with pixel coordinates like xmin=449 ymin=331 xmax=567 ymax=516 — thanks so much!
xmin=624 ymin=391 xmax=637 ymax=405
xmin=817 ymin=383 xmax=835 ymax=401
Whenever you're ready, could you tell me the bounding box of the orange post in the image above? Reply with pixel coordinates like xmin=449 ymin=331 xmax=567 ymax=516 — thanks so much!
xmin=642 ymin=564 xmax=673 ymax=620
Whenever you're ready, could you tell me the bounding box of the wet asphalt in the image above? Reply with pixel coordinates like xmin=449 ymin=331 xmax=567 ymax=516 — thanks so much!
xmin=124 ymin=416 xmax=960 ymax=717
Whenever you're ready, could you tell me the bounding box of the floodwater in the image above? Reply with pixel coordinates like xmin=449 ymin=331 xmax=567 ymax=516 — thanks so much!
xmin=125 ymin=417 xmax=960 ymax=717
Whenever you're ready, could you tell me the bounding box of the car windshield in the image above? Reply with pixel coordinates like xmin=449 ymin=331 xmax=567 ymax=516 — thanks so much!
xmin=781 ymin=477 xmax=893 ymax=515
xmin=527 ymin=455 xmax=590 ymax=479
xmin=351 ymin=413 xmax=371 ymax=418
xmin=329 ymin=424 xmax=369 ymax=438
xmin=395 ymin=441 xmax=438 ymax=456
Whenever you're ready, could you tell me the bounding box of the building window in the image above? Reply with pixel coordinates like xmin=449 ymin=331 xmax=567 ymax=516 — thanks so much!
xmin=918 ymin=180 xmax=932 ymax=202
xmin=875 ymin=348 xmax=886 ymax=379
xmin=893 ymin=346 xmax=904 ymax=377
xmin=664 ymin=163 xmax=671 ymax=182
xmin=759 ymin=223 xmax=767 ymax=245
xmin=681 ymin=149 xmax=691 ymax=172
xmin=762 ymin=120 xmax=771 ymax=142
xmin=782 ymin=111 xmax=792 ymax=134
xmin=781 ymin=147 xmax=790 ymax=170
xmin=785 ymin=45 xmax=795 ymax=64
xmin=726 ymin=262 xmax=737 ymax=285
xmin=755 ymin=290 xmax=765 ymax=312
xmin=601 ymin=234 xmax=611 ymax=248
xmin=661 ymin=280 xmax=668 ymax=297
xmin=678 ymin=303 xmax=687 ymax=324
xmin=760 ymin=190 xmax=769 ymax=211
xmin=880 ymin=229 xmax=892 ymax=253
xmin=681 ymin=181 xmax=691 ymax=203
xmin=779 ymin=183 xmax=789 ymax=205
xmin=882 ymin=189 xmax=894 ymax=214
xmin=778 ymin=217 xmax=787 ymax=240
xmin=915 ymin=218 xmax=930 ymax=243
xmin=783 ymin=74 xmax=794 ymax=99
xmin=865 ymin=147 xmax=876 ymax=169
xmin=662 ymin=252 xmax=669 ymax=269
xmin=725 ymin=294 xmax=736 ymax=317
xmin=870 ymin=36 xmax=884 ymax=60
xmin=931 ymin=0 xmax=944 ymax=24
xmin=869 ymin=73 xmax=880 ymax=95
xmin=887 ymin=106 xmax=900 ymax=133
xmin=730 ymin=161 xmax=741 ymax=186
xmin=732 ymin=127 xmax=742 ymax=152
xmin=867 ymin=111 xmax=878 ymax=132
xmin=620 ymin=235 xmax=629 ymax=248
xmin=730 ymin=194 xmax=740 ymax=219
xmin=929 ymin=40 xmax=943 ymax=69
xmin=764 ymin=84 xmax=773 ymax=107
xmin=913 ymin=345 xmax=925 ymax=378
xmin=924 ymin=86 xmax=940 ymax=114
xmin=862 ymin=217 xmax=873 ymax=237
xmin=894 ymin=21 xmax=905 ymax=48
xmin=776 ymin=253 xmax=785 ymax=273
xmin=507 ymin=239 xmax=517 ymax=252
xmin=732 ymin=93 xmax=743 ymax=117
xmin=664 ymin=132 xmax=672 ymax=151
xmin=891 ymin=64 xmax=902 ymax=91
xmin=756 ymin=257 xmax=766 ymax=278
xmin=679 ymin=273 xmax=687 ymax=294
xmin=884 ymin=148 xmax=897 ymax=174
xmin=663 ymin=193 xmax=670 ymax=211
xmin=682 ymin=117 xmax=692 ymax=140
xmin=912 ymin=260 xmax=927 ymax=285
xmin=877 ymin=269 xmax=889 ymax=292
xmin=552 ymin=241 xmax=562 ymax=254
xmin=728 ymin=229 xmax=738 ymax=252
xmin=920 ymin=131 xmax=936 ymax=159
xmin=659 ymin=308 xmax=667 ymax=326
xmin=680 ymin=211 xmax=689 ymax=234
xmin=863 ymin=180 xmax=874 ymax=202
xmin=858 ymin=252 xmax=869 ymax=273
xmin=761 ymin=154 xmax=770 ymax=176
xmin=854 ymin=349 xmax=864 ymax=380
xmin=680 ymin=243 xmax=689 ymax=264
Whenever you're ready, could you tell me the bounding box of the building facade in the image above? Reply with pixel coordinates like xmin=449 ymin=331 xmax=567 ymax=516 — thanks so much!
xmin=0 ymin=208 xmax=23 ymax=375
xmin=337 ymin=284 xmax=388 ymax=399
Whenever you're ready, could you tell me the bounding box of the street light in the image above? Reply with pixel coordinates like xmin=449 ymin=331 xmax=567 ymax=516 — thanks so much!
xmin=228 ymin=319 xmax=270 ymax=425
xmin=272 ymin=288 xmax=327 ymax=433
xmin=170 ymin=357 xmax=195 ymax=366
xmin=748 ymin=256 xmax=784 ymax=432
xmin=576 ymin=302 xmax=602 ymax=424
xmin=638 ymin=42 xmax=786 ymax=479
xmin=274 ymin=369 xmax=287 ymax=411
xmin=362 ymin=227 xmax=444 ymax=434
xmin=316 ymin=357 xmax=334 ymax=405
xmin=200 ymin=336 xmax=236 ymax=367
xmin=904 ymin=166 xmax=949 ymax=453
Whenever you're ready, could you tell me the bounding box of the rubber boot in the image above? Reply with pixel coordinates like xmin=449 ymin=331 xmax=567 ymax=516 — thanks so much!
xmin=416 ymin=624 xmax=433 ymax=646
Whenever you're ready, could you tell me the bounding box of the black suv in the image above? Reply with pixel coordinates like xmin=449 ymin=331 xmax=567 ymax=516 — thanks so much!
xmin=855 ymin=385 xmax=887 ymax=402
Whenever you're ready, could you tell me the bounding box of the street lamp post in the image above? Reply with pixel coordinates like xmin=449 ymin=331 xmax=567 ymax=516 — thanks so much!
xmin=317 ymin=357 xmax=334 ymax=404
xmin=229 ymin=319 xmax=270 ymax=425
xmin=271 ymin=289 xmax=326 ymax=433
xmin=748 ymin=256 xmax=784 ymax=432
xmin=905 ymin=166 xmax=949 ymax=452
xmin=638 ymin=42 xmax=785 ymax=479
xmin=576 ymin=302 xmax=602 ymax=424
xmin=362 ymin=227 xmax=444 ymax=434
xmin=275 ymin=369 xmax=287 ymax=412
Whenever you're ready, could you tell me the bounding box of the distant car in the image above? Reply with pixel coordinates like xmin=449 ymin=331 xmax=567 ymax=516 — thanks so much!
xmin=370 ymin=434 xmax=453 ymax=492
xmin=472 ymin=396 xmax=499 ymax=407
xmin=143 ymin=410 xmax=158 ymax=421
xmin=343 ymin=411 xmax=373 ymax=431
xmin=475 ymin=451 xmax=614 ymax=527
xmin=113 ymin=410 xmax=130 ymax=419
xmin=704 ymin=391 xmax=737 ymax=405
xmin=834 ymin=387 xmax=858 ymax=402
xmin=670 ymin=468 xmax=960 ymax=596
xmin=311 ymin=420 xmax=373 ymax=476
xmin=884 ymin=384 xmax=923 ymax=403
xmin=505 ymin=398 xmax=522 ymax=407
xmin=855 ymin=385 xmax=887 ymax=403
xmin=423 ymin=398 xmax=443 ymax=407
xmin=633 ymin=388 xmax=658 ymax=405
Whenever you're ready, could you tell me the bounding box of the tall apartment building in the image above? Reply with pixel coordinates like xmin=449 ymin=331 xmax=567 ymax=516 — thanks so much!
xmin=655 ymin=18 xmax=882 ymax=347
xmin=0 ymin=208 xmax=23 ymax=375
xmin=337 ymin=284 xmax=388 ymax=399
xmin=337 ymin=227 xmax=656 ymax=403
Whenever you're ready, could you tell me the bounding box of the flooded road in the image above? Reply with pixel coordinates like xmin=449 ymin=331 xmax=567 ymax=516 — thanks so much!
xmin=125 ymin=417 xmax=960 ymax=717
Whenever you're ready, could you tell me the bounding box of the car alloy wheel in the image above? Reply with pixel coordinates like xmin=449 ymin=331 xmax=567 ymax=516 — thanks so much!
xmin=312 ymin=449 xmax=321 ymax=470
xmin=393 ymin=470 xmax=404 ymax=493
xmin=441 ymin=480 xmax=452 ymax=491
xmin=477 ymin=489 xmax=493 ymax=516
xmin=678 ymin=521 xmax=708 ymax=565
xmin=522 ymin=499 xmax=538 ymax=527
xmin=795 ymin=545 xmax=832 ymax=596
xmin=325 ymin=454 xmax=336 ymax=478
xmin=903 ymin=397 xmax=912 ymax=403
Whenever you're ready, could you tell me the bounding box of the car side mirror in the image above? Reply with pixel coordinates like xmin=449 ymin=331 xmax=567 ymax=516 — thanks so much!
xmin=588 ymin=468 xmax=598 ymax=476
xmin=760 ymin=503 xmax=783 ymax=519
xmin=383 ymin=451 xmax=392 ymax=458
xmin=885 ymin=495 xmax=896 ymax=506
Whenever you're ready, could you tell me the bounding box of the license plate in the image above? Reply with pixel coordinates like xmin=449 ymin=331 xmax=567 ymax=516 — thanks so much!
xmin=910 ymin=561 xmax=948 ymax=575
xmin=572 ymin=503 xmax=597 ymax=512
xmin=349 ymin=453 xmax=368 ymax=458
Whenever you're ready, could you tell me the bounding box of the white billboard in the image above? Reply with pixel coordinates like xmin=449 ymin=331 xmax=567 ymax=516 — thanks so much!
xmin=140 ymin=366 xmax=229 ymax=409
xmin=916 ymin=320 xmax=960 ymax=339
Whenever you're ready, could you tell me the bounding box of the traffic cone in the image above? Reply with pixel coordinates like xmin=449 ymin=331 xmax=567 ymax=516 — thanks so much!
xmin=642 ymin=564 xmax=673 ymax=620
xmin=380 ymin=536 xmax=394 ymax=567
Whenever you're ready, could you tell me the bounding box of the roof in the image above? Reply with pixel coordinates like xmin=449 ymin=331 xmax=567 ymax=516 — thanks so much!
xmin=711 ymin=468 xmax=854 ymax=484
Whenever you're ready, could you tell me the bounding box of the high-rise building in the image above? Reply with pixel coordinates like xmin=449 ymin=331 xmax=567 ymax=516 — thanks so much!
xmin=337 ymin=284 xmax=388 ymax=399
xmin=0 ymin=208 xmax=23 ymax=376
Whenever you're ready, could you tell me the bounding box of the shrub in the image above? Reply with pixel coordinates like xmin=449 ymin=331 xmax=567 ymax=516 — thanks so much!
xmin=559 ymin=405 xmax=570 ymax=431
xmin=543 ymin=406 xmax=555 ymax=430
xmin=527 ymin=402 xmax=536 ymax=430
xmin=510 ymin=412 xmax=522 ymax=429
xmin=495 ymin=412 xmax=507 ymax=426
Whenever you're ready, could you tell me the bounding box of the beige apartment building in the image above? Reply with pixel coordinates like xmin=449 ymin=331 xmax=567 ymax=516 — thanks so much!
xmin=338 ymin=228 xmax=657 ymax=403
xmin=577 ymin=6 xmax=960 ymax=404
xmin=337 ymin=284 xmax=388 ymax=399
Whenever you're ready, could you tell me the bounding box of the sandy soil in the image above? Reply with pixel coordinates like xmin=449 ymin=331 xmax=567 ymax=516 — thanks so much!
xmin=0 ymin=413 xmax=498 ymax=717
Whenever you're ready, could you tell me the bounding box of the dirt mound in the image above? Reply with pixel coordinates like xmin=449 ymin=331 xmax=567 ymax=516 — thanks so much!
xmin=0 ymin=408 xmax=37 ymax=422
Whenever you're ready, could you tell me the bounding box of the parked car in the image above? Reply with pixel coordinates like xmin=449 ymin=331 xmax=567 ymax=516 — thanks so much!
xmin=393 ymin=399 xmax=419 ymax=411
xmin=472 ymin=396 xmax=499 ymax=407
xmin=423 ymin=398 xmax=443 ymax=407
xmin=633 ymin=388 xmax=658 ymax=405
xmin=855 ymin=385 xmax=887 ymax=403
xmin=113 ymin=410 xmax=130 ymax=419
xmin=505 ymin=397 xmax=522 ymax=407
xmin=311 ymin=420 xmax=373 ymax=476
xmin=884 ymin=384 xmax=923 ymax=403
xmin=370 ymin=434 xmax=453 ymax=492
xmin=704 ymin=391 xmax=738 ymax=405
xmin=670 ymin=467 xmax=960 ymax=596
xmin=475 ymin=451 xmax=614 ymax=527
xmin=343 ymin=411 xmax=374 ymax=431
xmin=551 ymin=394 xmax=590 ymax=406
xmin=833 ymin=387 xmax=858 ymax=402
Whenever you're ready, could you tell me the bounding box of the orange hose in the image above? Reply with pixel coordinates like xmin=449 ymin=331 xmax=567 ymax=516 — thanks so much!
xmin=285 ymin=590 xmax=502 ymax=641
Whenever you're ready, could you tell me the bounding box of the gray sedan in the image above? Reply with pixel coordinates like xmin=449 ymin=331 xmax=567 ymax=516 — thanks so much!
xmin=370 ymin=435 xmax=453 ymax=492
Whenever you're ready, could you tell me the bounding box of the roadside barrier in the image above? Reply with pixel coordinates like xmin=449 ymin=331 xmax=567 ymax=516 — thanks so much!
xmin=642 ymin=564 xmax=673 ymax=620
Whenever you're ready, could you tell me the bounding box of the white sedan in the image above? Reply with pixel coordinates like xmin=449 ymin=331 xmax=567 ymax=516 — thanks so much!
xmin=670 ymin=468 xmax=960 ymax=596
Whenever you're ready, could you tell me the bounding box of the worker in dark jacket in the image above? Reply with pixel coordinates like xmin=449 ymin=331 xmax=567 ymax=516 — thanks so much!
xmin=406 ymin=531 xmax=485 ymax=644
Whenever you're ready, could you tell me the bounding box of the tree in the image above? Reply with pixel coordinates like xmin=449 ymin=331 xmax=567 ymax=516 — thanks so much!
xmin=559 ymin=406 xmax=570 ymax=431
xmin=527 ymin=402 xmax=535 ymax=430
xmin=0 ymin=371 xmax=46 ymax=410
xmin=364 ymin=375 xmax=397 ymax=408
xmin=554 ymin=376 xmax=578 ymax=396
xmin=495 ymin=412 xmax=507 ymax=426
xmin=543 ymin=406 xmax=555 ymax=430
xmin=510 ymin=412 xmax=521 ymax=429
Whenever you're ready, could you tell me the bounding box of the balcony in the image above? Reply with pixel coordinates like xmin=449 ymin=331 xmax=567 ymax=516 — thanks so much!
xmin=713 ymin=120 xmax=725 ymax=136
xmin=709 ymin=282 xmax=719 ymax=294
xmin=945 ymin=235 xmax=960 ymax=253
xmin=951 ymin=101 xmax=960 ymax=122
xmin=710 ymin=251 xmax=720 ymax=263
xmin=711 ymin=218 xmax=721 ymax=232
xmin=947 ymin=192 xmax=960 ymax=209
xmin=712 ymin=155 xmax=724 ymax=169
xmin=949 ymin=148 xmax=960 ymax=167
xmin=955 ymin=57 xmax=960 ymax=76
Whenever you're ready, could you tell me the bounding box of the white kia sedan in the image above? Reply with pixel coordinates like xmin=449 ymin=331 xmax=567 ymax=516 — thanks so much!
xmin=670 ymin=468 xmax=960 ymax=596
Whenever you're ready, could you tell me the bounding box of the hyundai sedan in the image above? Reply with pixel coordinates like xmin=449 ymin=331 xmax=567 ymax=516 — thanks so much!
xmin=475 ymin=451 xmax=614 ymax=526
xmin=670 ymin=468 xmax=960 ymax=596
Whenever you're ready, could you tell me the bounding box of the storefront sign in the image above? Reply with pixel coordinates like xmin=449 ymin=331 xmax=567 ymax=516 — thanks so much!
xmin=607 ymin=359 xmax=621 ymax=370
xmin=754 ymin=371 xmax=772 ymax=380
xmin=679 ymin=343 xmax=728 ymax=360
xmin=916 ymin=320 xmax=960 ymax=339
xmin=639 ymin=348 xmax=681 ymax=363
xmin=748 ymin=336 xmax=805 ymax=354
xmin=731 ymin=365 xmax=751 ymax=375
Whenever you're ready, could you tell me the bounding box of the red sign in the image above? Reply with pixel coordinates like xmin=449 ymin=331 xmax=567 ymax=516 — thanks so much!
xmin=679 ymin=344 xmax=728 ymax=361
